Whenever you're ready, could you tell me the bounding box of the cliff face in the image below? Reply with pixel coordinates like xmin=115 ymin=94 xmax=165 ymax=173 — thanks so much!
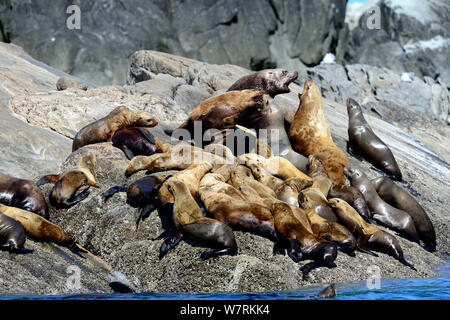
xmin=1 ymin=43 xmax=448 ymax=294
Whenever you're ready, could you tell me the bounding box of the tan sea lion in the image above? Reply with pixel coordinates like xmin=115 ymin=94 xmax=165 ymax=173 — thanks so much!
xmin=328 ymin=198 xmax=416 ymax=270
xmin=371 ymin=176 xmax=436 ymax=252
xmin=347 ymin=98 xmax=402 ymax=180
xmin=37 ymin=153 xmax=97 ymax=209
xmin=344 ymin=167 xmax=419 ymax=243
xmin=0 ymin=212 xmax=27 ymax=253
xmin=328 ymin=183 xmax=373 ymax=222
xmin=0 ymin=171 xmax=48 ymax=218
xmin=72 ymin=106 xmax=158 ymax=152
xmin=289 ymin=79 xmax=348 ymax=184
xmin=160 ymin=179 xmax=238 ymax=260
xmin=275 ymin=177 xmax=313 ymax=206
xmin=111 ymin=127 xmax=164 ymax=160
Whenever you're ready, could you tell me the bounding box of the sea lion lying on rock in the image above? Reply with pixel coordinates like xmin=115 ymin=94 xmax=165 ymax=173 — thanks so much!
xmin=0 ymin=212 xmax=27 ymax=253
xmin=112 ymin=127 xmax=164 ymax=160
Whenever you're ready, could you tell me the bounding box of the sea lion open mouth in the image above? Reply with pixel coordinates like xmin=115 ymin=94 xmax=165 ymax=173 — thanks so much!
xmin=281 ymin=71 xmax=298 ymax=92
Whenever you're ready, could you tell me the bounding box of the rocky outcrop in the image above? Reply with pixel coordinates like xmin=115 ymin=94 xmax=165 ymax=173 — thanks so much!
xmin=0 ymin=0 xmax=346 ymax=85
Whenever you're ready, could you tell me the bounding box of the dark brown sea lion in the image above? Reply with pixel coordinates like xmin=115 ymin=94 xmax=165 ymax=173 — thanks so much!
xmin=272 ymin=201 xmax=338 ymax=277
xmin=371 ymin=176 xmax=436 ymax=252
xmin=347 ymin=98 xmax=402 ymax=180
xmin=0 ymin=212 xmax=26 ymax=252
xmin=0 ymin=171 xmax=48 ymax=218
xmin=37 ymin=153 xmax=97 ymax=209
xmin=289 ymin=79 xmax=348 ymax=184
xmin=111 ymin=127 xmax=164 ymax=160
xmin=329 ymin=198 xmax=416 ymax=270
xmin=344 ymin=167 xmax=419 ymax=243
xmin=72 ymin=106 xmax=158 ymax=152
xmin=160 ymin=179 xmax=238 ymax=260
xmin=328 ymin=184 xmax=372 ymax=222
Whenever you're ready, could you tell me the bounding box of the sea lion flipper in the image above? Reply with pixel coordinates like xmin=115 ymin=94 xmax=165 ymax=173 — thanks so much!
xmin=122 ymin=146 xmax=136 ymax=160
xmin=357 ymin=247 xmax=379 ymax=257
xmin=200 ymin=248 xmax=237 ymax=260
xmin=63 ymin=187 xmax=91 ymax=208
xmin=159 ymin=233 xmax=183 ymax=259
xmin=135 ymin=203 xmax=155 ymax=230
xmin=104 ymin=186 xmax=127 ymax=202
xmin=36 ymin=174 xmax=61 ymax=186
xmin=136 ymin=127 xmax=156 ymax=145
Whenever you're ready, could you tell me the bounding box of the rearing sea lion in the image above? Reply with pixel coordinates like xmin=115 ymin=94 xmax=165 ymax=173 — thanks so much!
xmin=0 ymin=171 xmax=48 ymax=218
xmin=347 ymin=98 xmax=402 ymax=180
xmin=289 ymin=79 xmax=348 ymax=184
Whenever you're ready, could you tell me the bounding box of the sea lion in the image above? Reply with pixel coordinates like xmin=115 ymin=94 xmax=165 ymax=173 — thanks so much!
xmin=111 ymin=127 xmax=164 ymax=160
xmin=0 ymin=212 xmax=26 ymax=252
xmin=160 ymin=179 xmax=238 ymax=260
xmin=0 ymin=171 xmax=48 ymax=218
xmin=272 ymin=201 xmax=338 ymax=277
xmin=328 ymin=198 xmax=416 ymax=270
xmin=289 ymin=79 xmax=348 ymax=184
xmin=328 ymin=184 xmax=372 ymax=222
xmin=371 ymin=176 xmax=436 ymax=252
xmin=275 ymin=177 xmax=313 ymax=206
xmin=226 ymin=70 xmax=309 ymax=172
xmin=316 ymin=284 xmax=336 ymax=298
xmin=166 ymin=90 xmax=266 ymax=141
xmin=37 ymin=153 xmax=97 ymax=209
xmin=72 ymin=106 xmax=158 ymax=152
xmin=0 ymin=204 xmax=74 ymax=246
xmin=344 ymin=167 xmax=419 ymax=242
xmin=347 ymin=98 xmax=402 ymax=180
xmin=199 ymin=166 xmax=276 ymax=240
xmin=227 ymin=69 xmax=299 ymax=98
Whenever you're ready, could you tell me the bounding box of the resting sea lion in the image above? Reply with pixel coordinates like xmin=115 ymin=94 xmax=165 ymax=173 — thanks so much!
xmin=111 ymin=127 xmax=164 ymax=160
xmin=328 ymin=198 xmax=416 ymax=270
xmin=289 ymin=79 xmax=348 ymax=184
xmin=72 ymin=106 xmax=158 ymax=152
xmin=272 ymin=201 xmax=338 ymax=277
xmin=275 ymin=177 xmax=313 ymax=206
xmin=37 ymin=153 xmax=97 ymax=209
xmin=0 ymin=171 xmax=48 ymax=218
xmin=344 ymin=167 xmax=419 ymax=242
xmin=347 ymin=98 xmax=402 ymax=180
xmin=328 ymin=184 xmax=372 ymax=222
xmin=371 ymin=176 xmax=436 ymax=252
xmin=0 ymin=212 xmax=26 ymax=252
xmin=160 ymin=179 xmax=238 ymax=260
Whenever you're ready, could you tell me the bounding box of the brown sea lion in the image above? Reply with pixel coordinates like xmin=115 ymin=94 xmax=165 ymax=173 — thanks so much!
xmin=0 ymin=171 xmax=48 ymax=218
xmin=272 ymin=201 xmax=338 ymax=277
xmin=317 ymin=284 xmax=336 ymax=298
xmin=289 ymin=79 xmax=348 ymax=184
xmin=275 ymin=177 xmax=313 ymax=207
xmin=111 ymin=127 xmax=164 ymax=160
xmin=344 ymin=167 xmax=419 ymax=242
xmin=347 ymin=98 xmax=402 ymax=180
xmin=199 ymin=167 xmax=276 ymax=240
xmin=0 ymin=212 xmax=27 ymax=252
xmin=328 ymin=184 xmax=373 ymax=222
xmin=37 ymin=153 xmax=97 ymax=209
xmin=328 ymin=198 xmax=416 ymax=270
xmin=72 ymin=106 xmax=158 ymax=152
xmin=371 ymin=176 xmax=436 ymax=252
xmin=160 ymin=179 xmax=238 ymax=260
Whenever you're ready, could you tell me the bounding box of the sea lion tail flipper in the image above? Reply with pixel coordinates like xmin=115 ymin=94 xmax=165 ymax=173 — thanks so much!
xmin=136 ymin=127 xmax=156 ymax=145
xmin=63 ymin=187 xmax=91 ymax=208
xmin=104 ymin=186 xmax=127 ymax=202
xmin=159 ymin=233 xmax=183 ymax=259
xmin=36 ymin=174 xmax=61 ymax=186
xmin=136 ymin=203 xmax=155 ymax=230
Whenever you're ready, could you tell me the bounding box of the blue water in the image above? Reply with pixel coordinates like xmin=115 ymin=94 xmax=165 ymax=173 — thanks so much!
xmin=2 ymin=262 xmax=449 ymax=300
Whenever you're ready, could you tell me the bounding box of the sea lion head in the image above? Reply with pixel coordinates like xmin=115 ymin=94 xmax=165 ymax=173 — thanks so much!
xmin=346 ymin=98 xmax=362 ymax=119
xmin=260 ymin=69 xmax=298 ymax=97
xmin=299 ymin=78 xmax=321 ymax=100
xmin=133 ymin=110 xmax=158 ymax=127
xmin=343 ymin=167 xmax=363 ymax=182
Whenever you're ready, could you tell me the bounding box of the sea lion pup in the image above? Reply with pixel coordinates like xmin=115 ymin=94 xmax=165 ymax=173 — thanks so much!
xmin=328 ymin=184 xmax=372 ymax=222
xmin=199 ymin=167 xmax=276 ymax=240
xmin=329 ymin=198 xmax=416 ymax=270
xmin=0 ymin=212 xmax=27 ymax=253
xmin=0 ymin=204 xmax=74 ymax=246
xmin=72 ymin=106 xmax=158 ymax=152
xmin=272 ymin=202 xmax=338 ymax=277
xmin=111 ymin=127 xmax=164 ymax=160
xmin=165 ymin=89 xmax=266 ymax=138
xmin=275 ymin=178 xmax=313 ymax=206
xmin=371 ymin=176 xmax=436 ymax=252
xmin=237 ymin=153 xmax=312 ymax=182
xmin=344 ymin=167 xmax=419 ymax=243
xmin=289 ymin=78 xmax=348 ymax=184
xmin=37 ymin=153 xmax=97 ymax=209
xmin=227 ymin=69 xmax=299 ymax=98
xmin=347 ymin=98 xmax=402 ymax=180
xmin=125 ymin=144 xmax=230 ymax=177
xmin=0 ymin=172 xmax=48 ymax=218
xmin=160 ymin=180 xmax=238 ymax=260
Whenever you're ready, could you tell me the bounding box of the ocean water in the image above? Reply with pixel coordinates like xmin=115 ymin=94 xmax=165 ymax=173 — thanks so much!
xmin=2 ymin=261 xmax=449 ymax=300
